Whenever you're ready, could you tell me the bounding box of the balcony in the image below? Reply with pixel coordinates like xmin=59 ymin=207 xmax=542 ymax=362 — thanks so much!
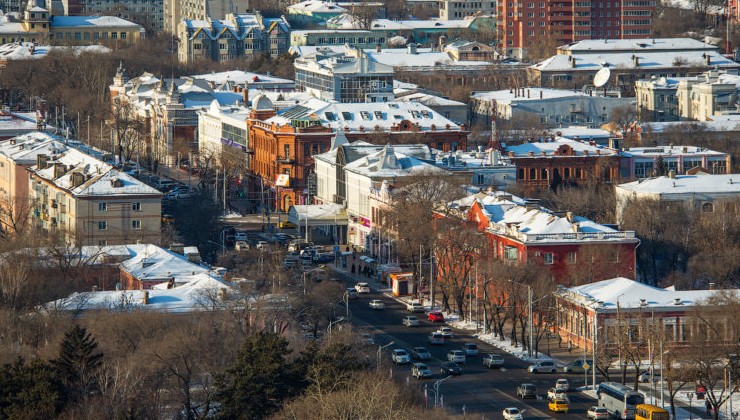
xmin=277 ymin=155 xmax=294 ymax=164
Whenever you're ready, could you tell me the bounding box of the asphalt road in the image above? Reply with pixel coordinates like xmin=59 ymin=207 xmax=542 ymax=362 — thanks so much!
xmin=339 ymin=273 xmax=600 ymax=419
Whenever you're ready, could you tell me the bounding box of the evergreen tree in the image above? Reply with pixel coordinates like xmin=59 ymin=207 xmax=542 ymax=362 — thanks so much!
xmin=0 ymin=358 xmax=64 ymax=419
xmin=52 ymin=324 xmax=103 ymax=402
xmin=655 ymin=155 xmax=667 ymax=176
xmin=214 ymin=332 xmax=299 ymax=419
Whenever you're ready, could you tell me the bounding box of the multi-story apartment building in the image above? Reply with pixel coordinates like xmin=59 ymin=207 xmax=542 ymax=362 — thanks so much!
xmin=27 ymin=142 xmax=162 ymax=246
xmin=290 ymin=29 xmax=389 ymax=49
xmin=72 ymin=0 xmax=164 ymax=33
xmin=635 ymin=77 xmax=680 ymax=122
xmin=164 ymin=0 xmax=250 ymax=34
xmin=498 ymin=0 xmax=656 ymax=59
xmin=447 ymin=190 xmax=638 ymax=285
xmin=530 ymin=38 xmax=740 ymax=94
xmin=294 ymin=48 xmax=395 ymax=103
xmin=619 ymin=145 xmax=731 ymax=179
xmin=197 ymin=101 xmax=251 ymax=170
xmin=439 ymin=0 xmax=496 ymax=19
xmin=177 ymin=13 xmax=290 ymax=64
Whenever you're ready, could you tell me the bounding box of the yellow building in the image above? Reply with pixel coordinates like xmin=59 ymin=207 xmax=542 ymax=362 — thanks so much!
xmin=27 ymin=143 xmax=162 ymax=246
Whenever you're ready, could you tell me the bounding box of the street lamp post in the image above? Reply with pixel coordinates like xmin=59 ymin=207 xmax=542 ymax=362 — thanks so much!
xmin=685 ymin=391 xmax=694 ymax=420
xmin=327 ymin=316 xmax=345 ymax=340
xmin=432 ymin=376 xmax=452 ymax=407
xmin=343 ymin=290 xmax=349 ymax=319
xmin=377 ymin=341 xmax=395 ymax=367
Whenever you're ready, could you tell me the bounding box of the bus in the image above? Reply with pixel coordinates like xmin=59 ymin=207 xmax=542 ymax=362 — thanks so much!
xmin=597 ymin=382 xmax=645 ymax=419
xmin=635 ymin=404 xmax=670 ymax=420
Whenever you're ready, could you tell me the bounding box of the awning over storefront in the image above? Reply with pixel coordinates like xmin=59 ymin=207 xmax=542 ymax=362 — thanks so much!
xmin=288 ymin=203 xmax=348 ymax=228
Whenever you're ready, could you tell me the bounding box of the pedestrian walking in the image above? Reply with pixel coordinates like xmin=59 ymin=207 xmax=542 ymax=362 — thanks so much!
xmin=359 ymin=264 xmax=364 ymax=275
xmin=706 ymin=400 xmax=712 ymax=416
xmin=351 ymin=263 xmax=355 ymax=274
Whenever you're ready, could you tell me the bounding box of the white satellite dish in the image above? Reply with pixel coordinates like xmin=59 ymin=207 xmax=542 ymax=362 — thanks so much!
xmin=593 ymin=67 xmax=611 ymax=88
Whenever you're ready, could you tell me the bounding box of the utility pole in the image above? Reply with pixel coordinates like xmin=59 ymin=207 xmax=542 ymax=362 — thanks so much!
xmin=592 ymin=316 xmax=597 ymax=390
xmin=528 ymin=285 xmax=534 ymax=358
xmin=429 ymin=248 xmax=434 ymax=310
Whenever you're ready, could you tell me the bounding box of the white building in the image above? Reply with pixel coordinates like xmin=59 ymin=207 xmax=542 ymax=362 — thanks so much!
xmin=471 ymin=88 xmax=633 ymax=129
xmin=619 ymin=145 xmax=731 ymax=179
xmin=615 ymin=170 xmax=740 ymax=224
xmin=432 ymin=147 xmax=517 ymax=191
xmin=197 ymin=100 xmax=250 ymax=168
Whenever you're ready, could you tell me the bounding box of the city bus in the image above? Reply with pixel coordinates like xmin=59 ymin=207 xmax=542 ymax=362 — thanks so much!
xmin=635 ymin=404 xmax=670 ymax=420
xmin=597 ymin=382 xmax=645 ymax=419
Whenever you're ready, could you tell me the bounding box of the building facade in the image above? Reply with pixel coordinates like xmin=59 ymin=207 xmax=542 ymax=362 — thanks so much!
xmin=177 ymin=13 xmax=290 ymax=64
xmin=290 ymin=29 xmax=388 ymax=49
xmin=72 ymin=0 xmax=163 ymax=33
xmin=439 ymin=0 xmax=496 ymax=19
xmin=27 ymin=145 xmax=162 ymax=246
xmin=448 ymin=191 xmax=638 ymax=285
xmin=619 ymin=145 xmax=731 ymax=179
xmin=635 ymin=77 xmax=680 ymax=122
xmin=197 ymin=101 xmax=251 ymax=170
xmin=287 ymin=0 xmax=347 ymax=25
xmin=164 ymin=0 xmax=250 ymax=34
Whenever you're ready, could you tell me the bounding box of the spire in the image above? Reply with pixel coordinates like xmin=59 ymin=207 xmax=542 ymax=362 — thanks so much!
xmin=166 ymin=80 xmax=180 ymax=104
xmin=113 ymin=61 xmax=129 ymax=87
xmin=331 ymin=129 xmax=348 ymax=150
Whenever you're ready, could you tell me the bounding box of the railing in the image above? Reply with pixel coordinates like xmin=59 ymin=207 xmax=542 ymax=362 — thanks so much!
xmin=487 ymin=223 xmax=636 ymax=242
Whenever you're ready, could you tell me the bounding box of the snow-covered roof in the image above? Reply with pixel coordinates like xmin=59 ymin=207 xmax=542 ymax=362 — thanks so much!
xmin=343 ymin=144 xmax=446 ymax=177
xmin=551 ymin=126 xmax=613 ymax=140
xmin=616 ymin=173 xmax=740 ymax=196
xmin=561 ymin=38 xmax=719 ymax=53
xmin=271 ymin=100 xmax=462 ymax=132
xmin=51 ymin=15 xmax=142 ymax=28
xmin=327 ymin=14 xmax=471 ymax=30
xmin=0 ymin=132 xmax=65 ymax=164
xmin=472 ymin=88 xmax=602 ymax=103
xmin=288 ymin=0 xmax=347 ymax=14
xmin=394 ymin=92 xmax=464 ymax=107
xmin=29 ymin=144 xmax=161 ymax=197
xmin=559 ymin=277 xmax=737 ymax=311
xmin=0 ymin=42 xmax=110 ymax=60
xmin=640 ymin=117 xmax=740 ymax=134
xmin=449 ymin=191 xmax=635 ymax=244
xmin=505 ymin=138 xmax=617 ymax=157
xmin=44 ymin=274 xmax=238 ymax=313
xmin=190 ymin=70 xmax=294 ymax=88
xmin=119 ymin=243 xmax=212 ymax=282
xmin=313 ymin=141 xmax=434 ymax=164
xmin=621 ymin=145 xmax=726 ymax=157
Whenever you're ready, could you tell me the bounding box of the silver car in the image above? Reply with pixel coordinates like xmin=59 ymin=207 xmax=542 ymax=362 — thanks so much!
xmin=447 ymin=350 xmax=466 ymax=364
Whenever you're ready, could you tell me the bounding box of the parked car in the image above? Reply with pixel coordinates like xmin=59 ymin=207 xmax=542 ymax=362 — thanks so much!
xmin=638 ymin=369 xmax=661 ymax=383
xmin=255 ymin=241 xmax=269 ymax=250
xmin=427 ymin=311 xmax=445 ymax=322
xmin=411 ymin=347 xmax=432 ymax=360
xmin=483 ymin=354 xmax=505 ymax=368
xmin=312 ymin=252 xmax=335 ymax=264
xmin=235 ymin=241 xmax=250 ymax=252
xmin=355 ymin=283 xmax=371 ymax=294
xmin=528 ymin=360 xmax=557 ymax=373
xmin=369 ymin=299 xmax=385 ymax=310
xmin=447 ymin=350 xmax=466 ymax=364
xmin=555 ymin=378 xmax=570 ymax=391
xmin=402 ymin=316 xmax=420 ymax=327
xmin=346 ymin=288 xmax=358 ymax=299
xmin=156 ymin=180 xmax=177 ymax=191
xmin=406 ymin=301 xmax=424 ymax=312
xmin=587 ymin=406 xmax=610 ymax=419
xmin=547 ymin=387 xmax=568 ymax=401
xmin=517 ymin=383 xmax=537 ymax=399
xmin=234 ymin=230 xmax=248 ymax=241
xmin=437 ymin=327 xmax=454 ymax=339
xmin=563 ymin=359 xmax=591 ymax=374
xmin=411 ymin=363 xmax=432 ymax=379
xmin=428 ymin=332 xmax=445 ymax=345
xmin=462 ymin=343 xmax=479 ymax=356
xmin=502 ymin=407 xmax=523 ymax=420
xmin=391 ymin=349 xmax=410 ymax=364
xmin=440 ymin=362 xmax=461 ymax=375
xmin=548 ymin=398 xmax=569 ymax=413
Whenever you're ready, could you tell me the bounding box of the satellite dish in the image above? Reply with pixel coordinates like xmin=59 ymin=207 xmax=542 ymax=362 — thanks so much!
xmin=593 ymin=67 xmax=611 ymax=88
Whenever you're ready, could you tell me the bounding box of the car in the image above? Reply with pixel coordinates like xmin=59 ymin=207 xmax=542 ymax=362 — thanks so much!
xmin=282 ymin=259 xmax=297 ymax=269
xmin=411 ymin=363 xmax=433 ymax=379
xmin=369 ymin=299 xmax=385 ymax=310
xmin=234 ymin=230 xmax=248 ymax=241
xmin=517 ymin=383 xmax=537 ymax=399
xmin=360 ymin=333 xmax=374 ymax=346
xmin=279 ymin=220 xmax=297 ymax=229
xmin=440 ymin=362 xmax=461 ymax=375
xmin=402 ymin=316 xmax=420 ymax=327
xmin=406 ymin=301 xmax=425 ymax=312
xmin=502 ymin=407 xmax=523 ymax=420
xmin=462 ymin=342 xmax=479 ymax=356
xmin=428 ymin=332 xmax=445 ymax=345
xmin=437 ymin=327 xmax=454 ymax=339
xmin=638 ymin=370 xmax=661 ymax=383
xmin=391 ymin=349 xmax=410 ymax=364
xmin=483 ymin=353 xmax=505 ymax=368
xmin=587 ymin=406 xmax=610 ymax=419
xmin=563 ymin=359 xmax=591 ymax=374
xmin=312 ymin=252 xmax=335 ymax=264
xmin=410 ymin=347 xmax=432 ymax=361
xmin=346 ymin=288 xmax=358 ymax=299
xmin=555 ymin=378 xmax=569 ymax=391
xmin=255 ymin=241 xmax=269 ymax=250
xmin=548 ymin=398 xmax=569 ymax=413
xmin=427 ymin=311 xmax=445 ymax=322
xmin=547 ymin=387 xmax=568 ymax=401
xmin=156 ymin=180 xmax=177 ymax=191
xmin=447 ymin=350 xmax=466 ymax=364
xmin=528 ymin=360 xmax=557 ymax=373
xmin=355 ymin=282 xmax=371 ymax=294
xmin=235 ymin=241 xmax=250 ymax=251
xmin=161 ymin=214 xmax=175 ymax=224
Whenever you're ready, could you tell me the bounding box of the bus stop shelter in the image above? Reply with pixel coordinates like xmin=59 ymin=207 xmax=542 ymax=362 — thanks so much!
xmin=288 ymin=204 xmax=348 ymax=243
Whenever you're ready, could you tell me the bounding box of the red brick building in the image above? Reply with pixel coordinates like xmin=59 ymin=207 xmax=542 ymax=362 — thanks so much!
xmin=450 ymin=191 xmax=638 ymax=285
xmin=498 ymin=0 xmax=655 ymax=59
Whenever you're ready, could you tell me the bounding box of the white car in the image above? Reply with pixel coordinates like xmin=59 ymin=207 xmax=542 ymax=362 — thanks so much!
xmin=255 ymin=241 xmax=269 ymax=250
xmin=437 ymin=327 xmax=454 ymax=339
xmin=528 ymin=360 xmax=557 ymax=373
xmin=391 ymin=349 xmax=410 ymax=364
xmin=503 ymin=407 xmax=523 ymax=420
xmin=547 ymin=387 xmax=568 ymax=401
xmin=355 ymin=282 xmax=371 ymax=294
xmin=447 ymin=350 xmax=466 ymax=364
xmin=462 ymin=342 xmax=479 ymax=356
xmin=587 ymin=406 xmax=610 ymax=419
xmin=555 ymin=378 xmax=570 ymax=391
xmin=402 ymin=316 xmax=420 ymax=327
xmin=406 ymin=301 xmax=425 ymax=312
xmin=369 ymin=299 xmax=385 ymax=310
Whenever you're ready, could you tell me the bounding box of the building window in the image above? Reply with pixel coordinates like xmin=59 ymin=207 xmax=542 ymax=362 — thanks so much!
xmin=504 ymin=246 xmax=518 ymax=261
xmin=132 ymin=202 xmax=141 ymax=211
xmin=132 ymin=220 xmax=141 ymax=230
xmin=99 ymin=202 xmax=107 ymax=211
xmin=543 ymin=253 xmax=553 ymax=264
xmin=567 ymin=252 xmax=577 ymax=264
xmin=98 ymin=221 xmax=107 ymax=230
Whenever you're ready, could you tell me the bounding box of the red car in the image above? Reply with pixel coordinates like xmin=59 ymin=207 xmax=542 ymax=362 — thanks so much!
xmin=428 ymin=311 xmax=445 ymax=322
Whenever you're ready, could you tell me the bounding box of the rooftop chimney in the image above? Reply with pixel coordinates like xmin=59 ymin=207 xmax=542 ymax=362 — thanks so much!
xmin=673 ymin=297 xmax=682 ymax=305
xmin=376 ymin=43 xmax=381 ymax=53
xmin=639 ymin=298 xmax=648 ymax=306
xmin=632 ymin=55 xmax=640 ymax=67
xmin=709 ymin=282 xmax=715 ymax=290
xmin=53 ymin=163 xmax=66 ymax=179
xmin=36 ymin=154 xmax=48 ymax=169
xmin=142 ymin=290 xmax=149 ymax=305
xmin=668 ymin=169 xmax=676 ymax=179
xmin=71 ymin=172 xmax=85 ymax=188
